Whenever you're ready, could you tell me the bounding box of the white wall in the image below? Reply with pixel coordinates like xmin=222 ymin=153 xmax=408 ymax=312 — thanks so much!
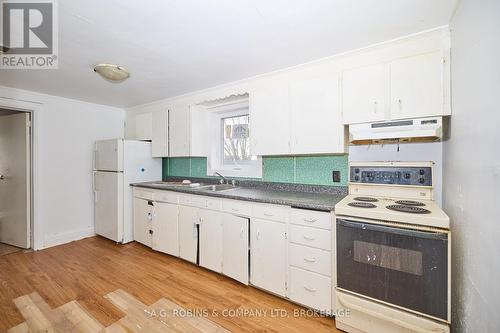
xmin=349 ymin=142 xmax=443 ymax=205
xmin=0 ymin=86 xmax=125 ymax=249
xmin=445 ymin=0 xmax=500 ymax=332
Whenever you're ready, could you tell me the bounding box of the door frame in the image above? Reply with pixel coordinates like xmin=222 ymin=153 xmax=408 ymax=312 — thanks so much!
xmin=0 ymin=97 xmax=41 ymax=250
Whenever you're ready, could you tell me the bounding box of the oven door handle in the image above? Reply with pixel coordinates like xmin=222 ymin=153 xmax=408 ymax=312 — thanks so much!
xmin=337 ymin=219 xmax=448 ymax=240
xmin=337 ymin=293 xmax=434 ymax=333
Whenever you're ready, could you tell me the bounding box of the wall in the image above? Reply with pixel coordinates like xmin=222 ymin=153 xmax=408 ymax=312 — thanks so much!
xmin=445 ymin=0 xmax=500 ymax=332
xmin=164 ymin=155 xmax=348 ymax=186
xmin=0 ymin=86 xmax=125 ymax=250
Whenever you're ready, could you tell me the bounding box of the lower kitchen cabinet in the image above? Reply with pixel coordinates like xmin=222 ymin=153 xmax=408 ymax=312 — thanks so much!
xmin=199 ymin=209 xmax=223 ymax=273
xmin=178 ymin=205 xmax=199 ymax=264
xmin=133 ymin=197 xmax=153 ymax=247
xmin=152 ymin=201 xmax=179 ymax=256
xmin=251 ymin=218 xmax=287 ymax=297
xmin=289 ymin=266 xmax=332 ymax=312
xmin=222 ymin=214 xmax=249 ymax=284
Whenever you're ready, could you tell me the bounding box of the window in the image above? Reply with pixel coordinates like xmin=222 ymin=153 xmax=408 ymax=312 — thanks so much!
xmin=204 ymin=97 xmax=262 ymax=178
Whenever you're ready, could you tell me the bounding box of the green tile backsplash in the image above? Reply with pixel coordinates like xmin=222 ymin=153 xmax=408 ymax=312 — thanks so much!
xmin=163 ymin=155 xmax=348 ymax=187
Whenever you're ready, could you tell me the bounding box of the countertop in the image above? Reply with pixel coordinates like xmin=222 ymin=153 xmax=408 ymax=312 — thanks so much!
xmin=131 ymin=181 xmax=346 ymax=212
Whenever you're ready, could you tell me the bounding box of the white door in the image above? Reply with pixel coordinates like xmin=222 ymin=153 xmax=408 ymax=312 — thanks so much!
xmin=222 ymin=214 xmax=249 ymax=284
xmin=152 ymin=201 xmax=179 ymax=256
xmin=249 ymin=80 xmax=291 ymax=155
xmin=95 ymin=171 xmax=124 ymax=242
xmin=94 ymin=139 xmax=123 ymax=172
xmin=251 ymin=218 xmax=287 ymax=296
xmin=169 ymin=105 xmax=190 ymax=157
xmin=390 ymin=51 xmax=444 ymax=119
xmin=133 ymin=197 xmax=152 ymax=247
xmin=0 ymin=112 xmax=30 ymax=248
xmin=290 ymin=75 xmax=345 ymax=154
xmin=342 ymin=64 xmax=387 ymax=124
xmin=152 ymin=110 xmax=169 ymax=157
xmin=199 ymin=209 xmax=223 ymax=273
xmin=178 ymin=205 xmax=199 ymax=264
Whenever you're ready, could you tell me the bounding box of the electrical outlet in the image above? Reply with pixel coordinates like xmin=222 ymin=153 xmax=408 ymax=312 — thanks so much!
xmin=332 ymin=170 xmax=341 ymax=183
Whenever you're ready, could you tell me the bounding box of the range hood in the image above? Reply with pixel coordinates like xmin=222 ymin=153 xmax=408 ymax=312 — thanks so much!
xmin=349 ymin=116 xmax=443 ymax=145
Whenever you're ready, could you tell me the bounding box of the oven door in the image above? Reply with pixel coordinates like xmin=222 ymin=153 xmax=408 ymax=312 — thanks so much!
xmin=336 ymin=218 xmax=449 ymax=321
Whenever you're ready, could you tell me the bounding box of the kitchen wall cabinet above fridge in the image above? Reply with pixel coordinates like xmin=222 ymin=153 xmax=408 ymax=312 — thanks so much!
xmin=341 ymin=50 xmax=450 ymax=124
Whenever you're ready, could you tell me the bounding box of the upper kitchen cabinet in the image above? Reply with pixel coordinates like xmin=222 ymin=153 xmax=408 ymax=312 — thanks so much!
xmin=135 ymin=113 xmax=153 ymax=141
xmin=169 ymin=105 xmax=191 ymax=157
xmin=341 ymin=50 xmax=449 ymax=124
xmin=151 ymin=109 xmax=168 ymax=157
xmin=290 ymin=75 xmax=346 ymax=154
xmin=249 ymin=80 xmax=291 ymax=155
xmin=342 ymin=63 xmax=386 ymax=124
xmin=390 ymin=51 xmax=446 ymax=119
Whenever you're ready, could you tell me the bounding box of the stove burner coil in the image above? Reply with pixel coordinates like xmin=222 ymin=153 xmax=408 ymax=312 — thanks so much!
xmin=354 ymin=197 xmax=379 ymax=202
xmin=348 ymin=202 xmax=377 ymax=208
xmin=386 ymin=205 xmax=431 ymax=214
xmin=395 ymin=200 xmax=425 ymax=206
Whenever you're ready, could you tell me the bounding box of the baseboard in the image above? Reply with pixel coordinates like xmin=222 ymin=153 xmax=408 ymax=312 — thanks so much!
xmin=43 ymin=227 xmax=95 ymax=249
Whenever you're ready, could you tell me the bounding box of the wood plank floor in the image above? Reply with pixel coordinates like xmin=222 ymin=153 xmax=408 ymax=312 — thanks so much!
xmin=0 ymin=236 xmax=341 ymax=332
xmin=0 ymin=243 xmax=24 ymax=256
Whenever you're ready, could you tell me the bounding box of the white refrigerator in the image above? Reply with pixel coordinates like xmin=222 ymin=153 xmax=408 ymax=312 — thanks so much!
xmin=93 ymin=139 xmax=161 ymax=243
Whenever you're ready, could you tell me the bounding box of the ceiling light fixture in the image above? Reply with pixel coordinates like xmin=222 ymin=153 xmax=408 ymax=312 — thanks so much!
xmin=93 ymin=63 xmax=130 ymax=82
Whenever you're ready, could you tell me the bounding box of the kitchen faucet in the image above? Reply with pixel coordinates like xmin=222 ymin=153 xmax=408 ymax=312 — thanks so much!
xmin=214 ymin=171 xmax=228 ymax=184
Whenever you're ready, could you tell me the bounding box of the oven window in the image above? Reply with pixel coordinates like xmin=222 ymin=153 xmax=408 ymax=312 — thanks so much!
xmin=353 ymin=240 xmax=423 ymax=276
xmin=337 ymin=219 xmax=448 ymax=321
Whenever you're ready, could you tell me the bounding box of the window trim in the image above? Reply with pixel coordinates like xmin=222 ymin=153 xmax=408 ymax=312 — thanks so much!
xmin=205 ymin=99 xmax=262 ymax=178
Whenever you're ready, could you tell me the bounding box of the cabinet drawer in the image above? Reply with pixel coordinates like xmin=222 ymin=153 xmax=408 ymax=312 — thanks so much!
xmin=222 ymin=199 xmax=251 ymax=216
xmin=289 ymin=267 xmax=332 ymax=312
xmin=154 ymin=191 xmax=178 ymax=204
xmin=252 ymin=203 xmax=289 ymax=223
xmin=289 ymin=244 xmax=331 ymax=276
xmin=291 ymin=209 xmax=332 ymax=230
xmin=178 ymin=194 xmax=205 ymax=208
xmin=205 ymin=197 xmax=222 ymax=211
xmin=290 ymin=225 xmax=331 ymax=251
xmin=133 ymin=188 xmax=154 ymax=200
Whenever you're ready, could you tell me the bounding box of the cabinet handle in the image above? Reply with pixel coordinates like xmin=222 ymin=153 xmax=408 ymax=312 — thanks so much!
xmin=303 ymin=285 xmax=317 ymax=292
xmin=240 ymin=227 xmax=244 ymax=238
xmin=303 ymin=235 xmax=315 ymax=241
xmin=303 ymin=257 xmax=316 ymax=263
xmin=256 ymin=230 xmax=260 ymax=240
xmin=373 ymin=101 xmax=378 ymax=113
xmin=263 ymin=212 xmax=274 ymax=217
xmin=147 ymin=212 xmax=152 ymax=221
xmin=231 ymin=208 xmax=240 ymax=212
xmin=303 ymin=218 xmax=317 ymax=223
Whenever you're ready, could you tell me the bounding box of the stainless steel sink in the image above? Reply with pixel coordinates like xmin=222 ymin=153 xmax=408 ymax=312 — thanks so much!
xmin=151 ymin=181 xmax=209 ymax=188
xmin=195 ymin=184 xmax=239 ymax=192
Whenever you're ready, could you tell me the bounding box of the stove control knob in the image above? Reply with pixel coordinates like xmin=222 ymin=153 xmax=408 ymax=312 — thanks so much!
xmin=354 ymin=175 xmax=360 ymax=181
xmin=419 ymin=169 xmax=425 ymax=175
xmin=404 ymin=172 xmax=411 ymax=179
xmin=419 ymin=177 xmax=425 ymax=184
xmin=354 ymin=168 xmax=360 ymax=174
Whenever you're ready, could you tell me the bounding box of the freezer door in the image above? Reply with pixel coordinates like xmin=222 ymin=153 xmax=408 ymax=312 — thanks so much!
xmin=94 ymin=139 xmax=123 ymax=171
xmin=94 ymin=171 xmax=124 ymax=242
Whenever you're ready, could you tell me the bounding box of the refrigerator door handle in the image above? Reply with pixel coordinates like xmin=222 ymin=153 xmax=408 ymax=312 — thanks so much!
xmin=93 ymin=172 xmax=98 ymax=202
xmin=93 ymin=150 xmax=98 ymax=170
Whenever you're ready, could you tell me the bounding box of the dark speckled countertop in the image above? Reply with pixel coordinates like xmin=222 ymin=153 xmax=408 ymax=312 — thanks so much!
xmin=132 ymin=179 xmax=347 ymax=211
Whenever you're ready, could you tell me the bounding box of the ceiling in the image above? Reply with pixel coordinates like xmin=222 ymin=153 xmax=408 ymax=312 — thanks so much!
xmin=0 ymin=0 xmax=457 ymax=108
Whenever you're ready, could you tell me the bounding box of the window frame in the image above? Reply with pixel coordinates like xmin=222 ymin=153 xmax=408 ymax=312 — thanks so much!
xmin=206 ymin=99 xmax=262 ymax=178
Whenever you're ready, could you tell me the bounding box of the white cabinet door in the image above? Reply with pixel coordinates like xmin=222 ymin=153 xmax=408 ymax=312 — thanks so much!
xmin=249 ymin=80 xmax=290 ymax=155
xmin=390 ymin=51 xmax=444 ymax=119
xmin=251 ymin=218 xmax=287 ymax=296
xmin=152 ymin=201 xmax=179 ymax=256
xmin=342 ymin=64 xmax=386 ymax=124
xmin=169 ymin=105 xmax=190 ymax=157
xmin=135 ymin=113 xmax=153 ymax=141
xmin=199 ymin=209 xmax=223 ymax=273
xmin=222 ymin=214 xmax=249 ymax=284
xmin=178 ymin=205 xmax=199 ymax=263
xmin=152 ymin=109 xmax=168 ymax=157
xmin=133 ymin=197 xmax=152 ymax=247
xmin=290 ymin=75 xmax=345 ymax=154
